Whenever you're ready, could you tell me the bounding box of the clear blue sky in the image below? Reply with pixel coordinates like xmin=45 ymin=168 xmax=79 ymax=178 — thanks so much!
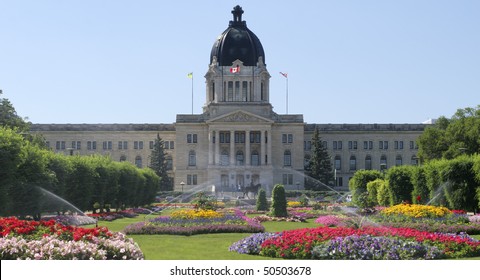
xmin=1 ymin=0 xmax=479 ymax=124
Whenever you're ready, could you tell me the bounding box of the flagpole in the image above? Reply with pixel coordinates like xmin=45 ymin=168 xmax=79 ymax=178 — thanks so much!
xmin=286 ymin=76 xmax=289 ymax=114
xmin=280 ymin=72 xmax=289 ymax=114
xmin=191 ymin=73 xmax=193 ymax=115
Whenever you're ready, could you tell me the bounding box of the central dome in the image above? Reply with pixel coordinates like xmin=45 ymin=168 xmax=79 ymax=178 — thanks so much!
xmin=210 ymin=5 xmax=265 ymax=67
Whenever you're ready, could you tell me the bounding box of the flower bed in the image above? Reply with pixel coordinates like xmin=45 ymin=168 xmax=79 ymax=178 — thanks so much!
xmin=381 ymin=204 xmax=451 ymax=218
xmin=258 ymin=226 xmax=480 ymax=259
xmin=87 ymin=210 xmax=139 ymax=221
xmin=373 ymin=204 xmax=480 ymax=234
xmin=0 ymin=217 xmax=144 ymax=260
xmin=124 ymin=209 xmax=264 ymax=236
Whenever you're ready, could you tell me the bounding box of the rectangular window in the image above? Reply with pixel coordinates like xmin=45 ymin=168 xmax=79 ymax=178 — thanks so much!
xmin=187 ymin=174 xmax=197 ymax=185
xmin=164 ymin=141 xmax=169 ymax=149
xmin=87 ymin=141 xmax=92 ymax=150
xmin=384 ymin=141 xmax=388 ymax=150
xmin=187 ymin=134 xmax=197 ymax=143
xmin=394 ymin=141 xmax=399 ymax=149
xmin=71 ymin=141 xmax=81 ymax=150
xmin=242 ymin=81 xmax=248 ymax=101
xmin=235 ymin=132 xmax=245 ymax=143
xmin=369 ymin=141 xmax=373 ymax=150
xmin=282 ymin=134 xmax=287 ymax=143
xmin=379 ymin=141 xmax=383 ymax=150
xmin=334 ymin=141 xmax=342 ymax=150
xmin=170 ymin=141 xmax=174 ymax=149
xmin=364 ymin=141 xmax=368 ymax=150
xmin=228 ymin=81 xmax=233 ymax=101
xmin=103 ymin=141 xmax=112 ymax=150
xmin=322 ymin=141 xmax=328 ymax=149
xmin=288 ymin=134 xmax=293 ymax=143
xmin=282 ymin=174 xmax=293 ymax=185
xmin=235 ymin=81 xmax=240 ymax=101
xmin=134 ymin=141 xmax=138 ymax=149
xmin=399 ymin=141 xmax=403 ymax=149
xmin=348 ymin=141 xmax=357 ymax=150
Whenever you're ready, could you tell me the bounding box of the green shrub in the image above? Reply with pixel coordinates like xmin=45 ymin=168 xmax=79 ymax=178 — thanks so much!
xmin=270 ymin=184 xmax=287 ymax=217
xmin=349 ymin=170 xmax=382 ymax=207
xmin=386 ymin=166 xmax=414 ymax=205
xmin=256 ymin=189 xmax=268 ymax=211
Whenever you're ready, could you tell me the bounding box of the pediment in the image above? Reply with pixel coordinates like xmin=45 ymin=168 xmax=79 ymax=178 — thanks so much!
xmin=207 ymin=110 xmax=273 ymax=124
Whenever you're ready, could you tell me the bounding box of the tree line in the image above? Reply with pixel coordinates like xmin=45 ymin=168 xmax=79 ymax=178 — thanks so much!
xmin=349 ymin=155 xmax=480 ymax=213
xmin=0 ymin=126 xmax=160 ymax=218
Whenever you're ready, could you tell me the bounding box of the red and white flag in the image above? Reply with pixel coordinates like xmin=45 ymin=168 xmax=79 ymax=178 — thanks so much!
xmin=230 ymin=66 xmax=240 ymax=73
xmin=280 ymin=72 xmax=288 ymax=78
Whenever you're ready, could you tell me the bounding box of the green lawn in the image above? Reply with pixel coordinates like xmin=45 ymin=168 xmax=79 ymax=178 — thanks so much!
xmin=89 ymin=213 xmax=319 ymax=260
xmin=88 ymin=213 xmax=480 ymax=260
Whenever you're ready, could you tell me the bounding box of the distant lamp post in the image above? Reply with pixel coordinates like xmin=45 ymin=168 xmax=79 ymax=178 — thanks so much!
xmin=380 ymin=163 xmax=387 ymax=174
xmin=180 ymin=181 xmax=185 ymax=202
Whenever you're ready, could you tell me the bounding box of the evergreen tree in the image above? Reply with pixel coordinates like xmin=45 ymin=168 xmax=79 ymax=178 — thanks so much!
xmin=256 ymin=188 xmax=268 ymax=211
xmin=306 ymin=127 xmax=334 ymax=190
xmin=270 ymin=184 xmax=287 ymax=217
xmin=149 ymin=134 xmax=173 ymax=191
xmin=0 ymin=90 xmax=30 ymax=132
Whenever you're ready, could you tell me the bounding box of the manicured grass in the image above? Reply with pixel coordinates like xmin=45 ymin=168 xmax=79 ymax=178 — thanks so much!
xmin=86 ymin=213 xmax=480 ymax=260
xmin=87 ymin=213 xmax=319 ymax=259
xmin=131 ymin=233 xmax=275 ymax=260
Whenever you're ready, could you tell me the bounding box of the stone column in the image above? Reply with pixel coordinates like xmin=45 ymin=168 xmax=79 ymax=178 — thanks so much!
xmin=260 ymin=130 xmax=266 ymax=166
xmin=245 ymin=130 xmax=251 ymax=166
xmin=230 ymin=130 xmax=235 ymax=166
xmin=214 ymin=130 xmax=220 ymax=165
xmin=208 ymin=129 xmax=214 ymax=165
xmin=267 ymin=129 xmax=272 ymax=166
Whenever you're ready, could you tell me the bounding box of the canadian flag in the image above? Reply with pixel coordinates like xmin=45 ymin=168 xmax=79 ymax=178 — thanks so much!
xmin=230 ymin=66 xmax=240 ymax=73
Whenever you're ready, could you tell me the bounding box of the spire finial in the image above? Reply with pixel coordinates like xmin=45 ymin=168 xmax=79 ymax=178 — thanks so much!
xmin=229 ymin=5 xmax=246 ymax=27
xmin=232 ymin=5 xmax=244 ymax=22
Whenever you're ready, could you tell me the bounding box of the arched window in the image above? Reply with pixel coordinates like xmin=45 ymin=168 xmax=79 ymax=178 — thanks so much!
xmin=188 ymin=150 xmax=196 ymax=166
xmin=334 ymin=155 xmax=341 ymax=171
xmin=135 ymin=156 xmax=142 ymax=168
xmin=120 ymin=155 xmax=127 ymax=162
xmin=365 ymin=155 xmax=372 ymax=170
xmin=396 ymin=155 xmax=403 ymax=166
xmin=349 ymin=155 xmax=357 ymax=171
xmin=220 ymin=149 xmax=229 ymax=166
xmin=411 ymin=155 xmax=419 ymax=165
xmin=236 ymin=150 xmax=244 ymax=166
xmin=380 ymin=155 xmax=387 ymax=171
xmin=251 ymin=150 xmax=259 ymax=166
xmin=166 ymin=156 xmax=173 ymax=170
xmin=284 ymin=150 xmax=292 ymax=167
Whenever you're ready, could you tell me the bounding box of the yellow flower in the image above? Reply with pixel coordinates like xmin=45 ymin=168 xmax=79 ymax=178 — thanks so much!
xmin=381 ymin=204 xmax=451 ymax=218
xmin=170 ymin=209 xmax=224 ymax=219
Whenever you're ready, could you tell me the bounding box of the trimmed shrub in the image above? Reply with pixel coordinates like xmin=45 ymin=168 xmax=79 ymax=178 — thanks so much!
xmin=386 ymin=166 xmax=415 ymax=205
xmin=270 ymin=184 xmax=287 ymax=217
xmin=349 ymin=170 xmax=382 ymax=207
xmin=256 ymin=188 xmax=268 ymax=211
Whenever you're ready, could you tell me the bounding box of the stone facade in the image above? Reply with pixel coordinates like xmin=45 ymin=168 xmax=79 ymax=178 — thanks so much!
xmin=29 ymin=6 xmax=427 ymax=193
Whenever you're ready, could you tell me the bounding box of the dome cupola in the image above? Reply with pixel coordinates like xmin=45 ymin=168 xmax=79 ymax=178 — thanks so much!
xmin=210 ymin=5 xmax=265 ymax=66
